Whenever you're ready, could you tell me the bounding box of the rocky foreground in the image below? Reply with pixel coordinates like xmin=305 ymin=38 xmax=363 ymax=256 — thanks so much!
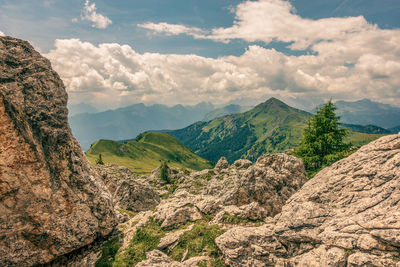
xmin=1 ymin=36 xmax=400 ymax=267
xmin=0 ymin=36 xmax=117 ymax=266
xmin=76 ymin=133 xmax=398 ymax=267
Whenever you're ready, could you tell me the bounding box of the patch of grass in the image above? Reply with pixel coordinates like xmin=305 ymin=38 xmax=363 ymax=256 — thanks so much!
xmin=205 ymin=170 xmax=216 ymax=181
xmin=221 ymin=212 xmax=263 ymax=226
xmin=113 ymin=217 xmax=165 ymax=266
xmin=182 ymin=168 xmax=191 ymax=175
xmin=118 ymin=209 xmax=137 ymax=218
xmin=95 ymin=236 xmax=121 ymax=267
xmin=169 ymin=220 xmax=225 ymax=262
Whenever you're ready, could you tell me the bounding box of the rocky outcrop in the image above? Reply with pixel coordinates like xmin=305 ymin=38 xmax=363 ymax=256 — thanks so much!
xmin=216 ymin=133 xmax=400 ymax=266
xmin=136 ymin=250 xmax=211 ymax=267
xmin=0 ymin=36 xmax=117 ymax=266
xmin=150 ymin=153 xmax=306 ymax=229
xmin=214 ymin=157 xmax=229 ymax=171
xmin=203 ymin=153 xmax=307 ymax=218
xmin=96 ymin=164 xmax=160 ymax=212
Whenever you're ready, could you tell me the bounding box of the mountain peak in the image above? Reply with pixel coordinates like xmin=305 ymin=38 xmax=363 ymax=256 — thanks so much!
xmin=253 ymin=97 xmax=289 ymax=111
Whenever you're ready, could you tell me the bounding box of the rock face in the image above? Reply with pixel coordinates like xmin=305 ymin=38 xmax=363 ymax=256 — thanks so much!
xmin=150 ymin=153 xmax=306 ymax=229
xmin=0 ymin=36 xmax=117 ymax=266
xmin=216 ymin=133 xmax=400 ymax=266
xmin=96 ymin=164 xmax=160 ymax=212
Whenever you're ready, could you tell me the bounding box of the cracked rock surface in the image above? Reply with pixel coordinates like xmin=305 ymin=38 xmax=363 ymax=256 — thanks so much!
xmin=216 ymin=133 xmax=400 ymax=266
xmin=0 ymin=36 xmax=117 ymax=266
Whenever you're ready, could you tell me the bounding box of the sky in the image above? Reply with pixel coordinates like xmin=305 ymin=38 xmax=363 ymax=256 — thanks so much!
xmin=1 ymin=0 xmax=400 ymax=110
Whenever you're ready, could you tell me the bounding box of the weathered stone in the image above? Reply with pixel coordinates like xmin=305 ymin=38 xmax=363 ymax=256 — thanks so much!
xmin=205 ymin=153 xmax=307 ymax=217
xmin=114 ymin=180 xmax=160 ymax=212
xmin=157 ymin=224 xmax=194 ymax=251
xmin=232 ymin=159 xmax=252 ymax=170
xmin=96 ymin=164 xmax=160 ymax=212
xmin=214 ymin=157 xmax=229 ymax=171
xmin=216 ymin=133 xmax=400 ymax=266
xmin=136 ymin=250 xmax=212 ymax=267
xmin=154 ymin=191 xmax=202 ymax=229
xmin=0 ymin=36 xmax=117 ymax=266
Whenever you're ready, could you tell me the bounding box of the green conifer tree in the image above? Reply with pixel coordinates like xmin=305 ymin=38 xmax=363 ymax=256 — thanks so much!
xmin=294 ymin=100 xmax=351 ymax=176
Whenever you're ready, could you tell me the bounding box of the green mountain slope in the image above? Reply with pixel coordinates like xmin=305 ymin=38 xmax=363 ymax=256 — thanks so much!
xmin=168 ymin=98 xmax=389 ymax=164
xmin=86 ymin=132 xmax=213 ymax=174
xmin=70 ymin=102 xmax=214 ymax=150
xmin=168 ymin=98 xmax=312 ymax=163
xmin=202 ymin=104 xmax=252 ymax=121
xmin=342 ymin=124 xmax=391 ymax=134
xmin=346 ymin=132 xmax=387 ymax=147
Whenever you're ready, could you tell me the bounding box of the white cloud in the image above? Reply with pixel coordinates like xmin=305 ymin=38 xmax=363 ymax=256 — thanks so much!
xmin=45 ymin=37 xmax=400 ymax=110
xmin=81 ymin=0 xmax=112 ymax=29
xmin=132 ymin=0 xmax=400 ymax=107
xmin=138 ymin=22 xmax=207 ymax=39
xmin=0 ymin=31 xmax=5 ymax=36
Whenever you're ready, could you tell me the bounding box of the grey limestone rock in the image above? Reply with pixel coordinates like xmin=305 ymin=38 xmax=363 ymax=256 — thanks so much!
xmin=216 ymin=133 xmax=400 ymax=266
xmin=96 ymin=164 xmax=160 ymax=212
xmin=0 ymin=36 xmax=117 ymax=266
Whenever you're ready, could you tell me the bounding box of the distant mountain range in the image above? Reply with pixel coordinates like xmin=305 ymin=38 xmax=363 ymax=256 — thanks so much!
xmin=86 ymin=132 xmax=213 ymax=174
xmin=202 ymin=104 xmax=252 ymax=121
xmin=167 ymin=98 xmax=387 ymax=163
xmin=67 ymin=103 xmax=98 ymax=117
xmin=334 ymin=99 xmax=400 ymax=129
xmin=70 ymin=102 xmax=214 ymax=150
xmin=390 ymin=125 xmax=400 ymax=134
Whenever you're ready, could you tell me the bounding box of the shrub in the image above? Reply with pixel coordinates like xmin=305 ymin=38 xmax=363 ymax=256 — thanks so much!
xmin=96 ymin=153 xmax=104 ymax=165
xmin=160 ymin=161 xmax=170 ymax=184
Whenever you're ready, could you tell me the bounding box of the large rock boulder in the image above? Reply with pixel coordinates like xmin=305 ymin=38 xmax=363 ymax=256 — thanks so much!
xmin=204 ymin=153 xmax=307 ymax=218
xmin=0 ymin=36 xmax=117 ymax=266
xmin=96 ymin=164 xmax=160 ymax=212
xmin=216 ymin=133 xmax=400 ymax=266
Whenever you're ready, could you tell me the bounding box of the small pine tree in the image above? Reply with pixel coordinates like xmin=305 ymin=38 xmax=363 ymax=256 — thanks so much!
xmin=294 ymin=100 xmax=351 ymax=176
xmin=160 ymin=161 xmax=170 ymax=184
xmin=96 ymin=153 xmax=104 ymax=165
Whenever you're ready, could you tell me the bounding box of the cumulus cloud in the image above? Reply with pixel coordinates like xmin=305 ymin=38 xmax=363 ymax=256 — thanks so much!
xmin=81 ymin=0 xmax=112 ymax=29
xmin=138 ymin=22 xmax=208 ymax=39
xmin=139 ymin=0 xmax=387 ymax=51
xmin=129 ymin=0 xmax=400 ymax=107
xmin=45 ymin=35 xmax=400 ymax=109
xmin=0 ymin=31 xmax=5 ymax=36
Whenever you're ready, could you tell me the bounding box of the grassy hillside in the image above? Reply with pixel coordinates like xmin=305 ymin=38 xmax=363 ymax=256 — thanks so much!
xmin=168 ymin=98 xmax=312 ymax=163
xmin=86 ymin=132 xmax=213 ymax=174
xmin=346 ymin=132 xmax=387 ymax=147
xmin=70 ymin=102 xmax=214 ymax=150
xmin=342 ymin=124 xmax=391 ymax=134
xmin=168 ymin=98 xmax=388 ymax=164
